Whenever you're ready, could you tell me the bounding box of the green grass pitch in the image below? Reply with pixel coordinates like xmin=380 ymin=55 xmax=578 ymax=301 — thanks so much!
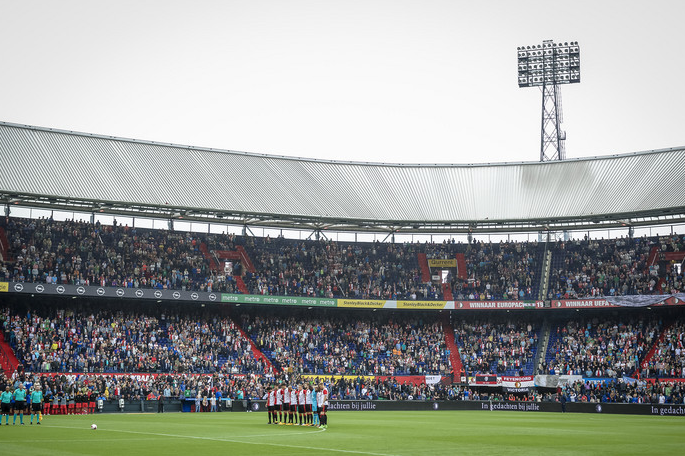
xmin=1 ymin=411 xmax=683 ymax=455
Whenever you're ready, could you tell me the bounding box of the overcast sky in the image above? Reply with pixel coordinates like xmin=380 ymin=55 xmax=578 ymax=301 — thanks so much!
xmin=2 ymin=0 xmax=684 ymax=165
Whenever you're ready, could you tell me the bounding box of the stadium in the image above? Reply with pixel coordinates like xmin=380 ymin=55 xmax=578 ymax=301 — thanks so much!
xmin=2 ymin=3 xmax=685 ymax=455
xmin=0 ymin=119 xmax=684 ymax=454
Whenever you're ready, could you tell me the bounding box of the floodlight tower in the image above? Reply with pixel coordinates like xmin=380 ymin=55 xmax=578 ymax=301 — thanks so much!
xmin=517 ymin=40 xmax=580 ymax=161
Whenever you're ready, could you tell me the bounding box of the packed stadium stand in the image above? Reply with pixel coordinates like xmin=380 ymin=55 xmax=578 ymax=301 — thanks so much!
xmin=453 ymin=317 xmax=540 ymax=377
xmin=241 ymin=309 xmax=450 ymax=376
xmin=561 ymin=376 xmax=685 ymax=404
xmin=3 ymin=299 xmax=685 ymax=404
xmin=2 ymin=216 xmax=681 ymax=300
xmin=542 ymin=316 xmax=660 ymax=377
xmin=546 ymin=236 xmax=681 ymax=298
xmin=1 ymin=121 xmax=685 ymax=408
xmin=241 ymin=236 xmax=434 ymax=300
xmin=1 ymin=302 xmax=269 ymax=375
xmin=640 ymin=322 xmax=685 ymax=378
xmin=1 ymin=217 xmax=233 ymax=293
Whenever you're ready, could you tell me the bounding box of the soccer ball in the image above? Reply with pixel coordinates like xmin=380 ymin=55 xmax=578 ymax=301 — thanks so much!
xmin=91 ymin=424 xmax=98 ymax=430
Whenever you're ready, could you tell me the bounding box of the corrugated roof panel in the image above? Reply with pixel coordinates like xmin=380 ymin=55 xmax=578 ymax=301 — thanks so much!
xmin=1 ymin=122 xmax=684 ymax=225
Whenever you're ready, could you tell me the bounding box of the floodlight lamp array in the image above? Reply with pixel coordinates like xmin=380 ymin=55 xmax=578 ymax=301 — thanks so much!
xmin=517 ymin=41 xmax=580 ymax=88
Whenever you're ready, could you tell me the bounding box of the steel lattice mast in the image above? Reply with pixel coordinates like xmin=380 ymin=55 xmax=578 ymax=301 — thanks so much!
xmin=518 ymin=40 xmax=580 ymax=161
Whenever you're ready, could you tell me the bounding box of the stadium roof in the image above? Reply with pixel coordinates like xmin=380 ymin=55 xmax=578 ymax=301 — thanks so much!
xmin=1 ymin=121 xmax=684 ymax=234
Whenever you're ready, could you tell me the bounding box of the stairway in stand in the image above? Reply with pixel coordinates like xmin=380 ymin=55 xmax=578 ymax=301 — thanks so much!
xmin=442 ymin=315 xmax=463 ymax=382
xmin=235 ymin=276 xmax=249 ymax=294
xmin=0 ymin=332 xmax=20 ymax=375
xmin=199 ymin=242 xmax=220 ymax=271
xmin=455 ymin=253 xmax=468 ymax=280
xmin=205 ymin=245 xmax=257 ymax=294
xmin=236 ymin=246 xmax=256 ymax=274
xmin=228 ymin=315 xmax=276 ymax=375
xmin=417 ymin=253 xmax=431 ymax=282
xmin=636 ymin=323 xmax=672 ymax=377
xmin=442 ymin=282 xmax=454 ymax=301
xmin=0 ymin=226 xmax=11 ymax=262
xmin=646 ymin=246 xmax=660 ymax=272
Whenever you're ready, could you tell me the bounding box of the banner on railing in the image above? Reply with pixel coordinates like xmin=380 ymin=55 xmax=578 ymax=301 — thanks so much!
xmin=32 ymin=372 xmax=246 ymax=382
xmin=501 ymin=376 xmax=534 ymax=392
xmin=500 ymin=376 xmax=534 ymax=387
xmin=220 ymin=294 xmax=336 ymax=307
xmin=300 ymin=374 xmax=449 ymax=386
xmin=469 ymin=374 xmax=500 ymax=386
xmin=8 ymin=281 xmax=221 ymax=303
xmin=470 ymin=375 xmax=546 ymax=389
xmin=427 ymin=259 xmax=457 ymax=268
xmin=337 ymin=299 xmax=387 ymax=309
xmin=552 ymin=299 xmax=616 ymax=309
xmin=4 ymin=282 xmax=684 ymax=311
xmin=534 ymin=374 xmax=584 ymax=388
xmin=554 ymin=295 xmax=684 ymax=308
xmin=396 ymin=300 xmax=449 ymax=310
xmin=455 ymin=301 xmax=542 ymax=310
xmin=603 ymin=294 xmax=685 ymax=307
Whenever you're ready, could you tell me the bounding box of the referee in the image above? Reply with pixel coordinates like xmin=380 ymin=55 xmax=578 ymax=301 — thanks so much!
xmin=13 ymin=384 xmax=27 ymax=425
xmin=1 ymin=386 xmax=12 ymax=425
xmin=30 ymin=385 xmax=43 ymax=425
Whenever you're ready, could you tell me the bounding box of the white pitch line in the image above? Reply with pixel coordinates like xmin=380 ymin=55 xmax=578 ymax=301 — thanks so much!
xmin=232 ymin=429 xmax=327 ymax=438
xmin=0 ymin=438 xmax=155 ymax=443
xmin=45 ymin=425 xmax=401 ymax=456
xmin=46 ymin=424 xmax=322 ymax=439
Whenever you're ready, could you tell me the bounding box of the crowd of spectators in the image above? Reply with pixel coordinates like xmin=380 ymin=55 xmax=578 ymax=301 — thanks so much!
xmin=242 ymin=310 xmax=450 ymax=376
xmin=640 ymin=322 xmax=684 ymax=378
xmin=560 ymin=378 xmax=685 ymax=404
xmin=310 ymin=375 xmax=454 ymax=401
xmin=454 ymin=318 xmax=539 ymax=377
xmin=238 ymin=236 xmax=543 ymax=301
xmin=0 ymin=217 xmax=542 ymax=303
xmin=1 ymin=303 xmax=270 ymax=375
xmin=1 ymin=300 xmax=684 ymax=410
xmin=321 ymin=376 xmax=545 ymax=402
xmin=4 ymin=369 xmax=681 ymax=408
xmin=2 ymin=217 xmax=681 ymax=302
xmin=443 ymin=241 xmax=540 ymax=301
xmin=0 ymin=370 xmax=271 ymax=408
xmin=2 ymin=301 xmax=452 ymax=380
xmin=542 ymin=317 xmax=660 ymax=378
xmin=0 ymin=217 xmax=242 ymax=293
xmin=548 ymin=234 xmax=684 ymax=299
xmin=242 ymin=237 xmax=440 ymax=300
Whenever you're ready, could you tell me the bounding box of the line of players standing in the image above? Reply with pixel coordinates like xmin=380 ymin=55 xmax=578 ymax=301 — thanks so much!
xmin=1 ymin=384 xmax=45 ymax=425
xmin=266 ymin=383 xmax=329 ymax=429
xmin=1 ymin=383 xmax=98 ymax=427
